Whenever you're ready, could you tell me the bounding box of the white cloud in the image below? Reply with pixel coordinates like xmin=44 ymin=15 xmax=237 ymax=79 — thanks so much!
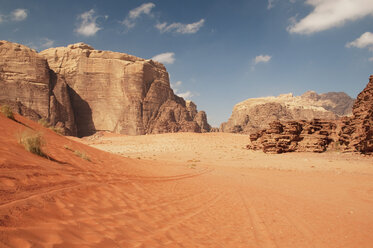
xmin=40 ymin=38 xmax=54 ymax=49
xmin=369 ymin=57 xmax=373 ymax=62
xmin=267 ymin=0 xmax=276 ymax=9
xmin=171 ymin=81 xmax=194 ymax=99
xmin=287 ymin=0 xmax=373 ymax=35
xmin=121 ymin=3 xmax=155 ymax=29
xmin=254 ymin=55 xmax=272 ymax=64
xmin=177 ymin=91 xmax=194 ymax=99
xmin=346 ymin=32 xmax=373 ymax=51
xmin=155 ymin=19 xmax=205 ymax=34
xmin=11 ymin=9 xmax=27 ymax=21
xmin=28 ymin=38 xmax=55 ymax=51
xmin=129 ymin=3 xmax=155 ymax=19
xmin=75 ymin=9 xmax=101 ymax=37
xmin=171 ymin=81 xmax=182 ymax=89
xmin=151 ymin=52 xmax=175 ymax=64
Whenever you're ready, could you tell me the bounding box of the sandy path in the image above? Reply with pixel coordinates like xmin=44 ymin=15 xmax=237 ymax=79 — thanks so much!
xmin=1 ymin=118 xmax=373 ymax=247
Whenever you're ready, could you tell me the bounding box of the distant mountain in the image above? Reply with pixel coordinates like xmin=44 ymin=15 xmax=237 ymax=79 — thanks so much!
xmin=220 ymin=91 xmax=355 ymax=134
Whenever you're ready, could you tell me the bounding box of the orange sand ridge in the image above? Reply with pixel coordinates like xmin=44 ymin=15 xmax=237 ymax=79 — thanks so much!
xmin=1 ymin=115 xmax=373 ymax=247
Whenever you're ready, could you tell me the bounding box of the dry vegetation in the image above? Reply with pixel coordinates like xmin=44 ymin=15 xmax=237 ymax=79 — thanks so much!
xmin=17 ymin=130 xmax=44 ymax=156
xmin=38 ymin=118 xmax=64 ymax=135
xmin=0 ymin=105 xmax=14 ymax=120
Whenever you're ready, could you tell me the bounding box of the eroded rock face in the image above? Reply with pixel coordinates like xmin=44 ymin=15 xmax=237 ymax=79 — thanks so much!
xmin=339 ymin=76 xmax=373 ymax=154
xmin=40 ymin=43 xmax=209 ymax=136
xmin=222 ymin=91 xmax=354 ymax=134
xmin=0 ymin=41 xmax=210 ymax=136
xmin=49 ymin=75 xmax=77 ymax=136
xmin=0 ymin=41 xmax=77 ymax=135
xmin=248 ymin=119 xmax=337 ymax=153
xmin=194 ymin=111 xmax=211 ymax=133
xmin=0 ymin=41 xmax=50 ymax=117
xmin=247 ymin=76 xmax=373 ymax=154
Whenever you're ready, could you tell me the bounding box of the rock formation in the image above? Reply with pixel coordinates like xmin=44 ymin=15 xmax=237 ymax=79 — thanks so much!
xmin=0 ymin=41 xmax=50 ymax=118
xmin=0 ymin=41 xmax=77 ymax=135
xmin=338 ymin=75 xmax=373 ymax=154
xmin=185 ymin=100 xmax=211 ymax=132
xmin=248 ymin=76 xmax=373 ymax=154
xmin=248 ymin=119 xmax=337 ymax=153
xmin=221 ymin=91 xmax=354 ymax=134
xmin=0 ymin=41 xmax=210 ymax=136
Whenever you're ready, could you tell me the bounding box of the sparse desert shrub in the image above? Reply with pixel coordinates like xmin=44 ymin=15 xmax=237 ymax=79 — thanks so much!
xmin=38 ymin=118 xmax=64 ymax=135
xmin=49 ymin=126 xmax=64 ymax=135
xmin=74 ymin=150 xmax=91 ymax=161
xmin=0 ymin=105 xmax=14 ymax=120
xmin=18 ymin=130 xmax=44 ymax=156
xmin=38 ymin=118 xmax=50 ymax=128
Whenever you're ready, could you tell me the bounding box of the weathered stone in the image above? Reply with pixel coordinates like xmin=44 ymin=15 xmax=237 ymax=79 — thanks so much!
xmin=223 ymin=91 xmax=354 ymax=134
xmin=194 ymin=111 xmax=211 ymax=133
xmin=147 ymin=99 xmax=201 ymax=134
xmin=247 ymin=119 xmax=336 ymax=153
xmin=339 ymin=75 xmax=373 ymax=154
xmin=40 ymin=43 xmax=210 ymax=136
xmin=0 ymin=41 xmax=50 ymax=118
xmin=247 ymin=76 xmax=373 ymax=155
xmin=49 ymin=75 xmax=77 ymax=136
xmin=186 ymin=100 xmax=198 ymax=119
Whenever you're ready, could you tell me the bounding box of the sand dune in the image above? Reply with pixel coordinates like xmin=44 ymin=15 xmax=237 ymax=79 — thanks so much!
xmin=1 ymin=115 xmax=373 ymax=247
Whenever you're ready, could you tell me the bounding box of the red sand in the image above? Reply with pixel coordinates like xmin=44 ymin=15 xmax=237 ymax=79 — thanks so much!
xmin=1 ymin=114 xmax=373 ymax=247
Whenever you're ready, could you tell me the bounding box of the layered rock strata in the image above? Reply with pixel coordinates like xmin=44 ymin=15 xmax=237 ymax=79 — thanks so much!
xmin=222 ymin=91 xmax=354 ymax=134
xmin=0 ymin=41 xmax=77 ymax=135
xmin=248 ymin=76 xmax=373 ymax=154
xmin=338 ymin=75 xmax=373 ymax=154
xmin=0 ymin=41 xmax=210 ymax=136
xmin=248 ymin=119 xmax=337 ymax=153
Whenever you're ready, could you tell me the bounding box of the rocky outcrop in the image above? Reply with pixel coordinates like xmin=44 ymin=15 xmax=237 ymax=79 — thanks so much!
xmin=339 ymin=75 xmax=373 ymax=154
xmin=49 ymin=75 xmax=77 ymax=136
xmin=0 ymin=41 xmax=210 ymax=137
xmin=186 ymin=101 xmax=198 ymax=119
xmin=0 ymin=41 xmax=77 ymax=135
xmin=185 ymin=100 xmax=211 ymax=132
xmin=222 ymin=91 xmax=354 ymax=134
xmin=40 ymin=43 xmax=210 ymax=136
xmin=248 ymin=119 xmax=337 ymax=153
xmin=247 ymin=76 xmax=373 ymax=154
xmin=0 ymin=41 xmax=50 ymax=118
xmin=194 ymin=111 xmax=211 ymax=133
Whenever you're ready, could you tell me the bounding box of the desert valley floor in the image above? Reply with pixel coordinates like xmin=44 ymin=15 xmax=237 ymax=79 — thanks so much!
xmin=1 ymin=114 xmax=373 ymax=248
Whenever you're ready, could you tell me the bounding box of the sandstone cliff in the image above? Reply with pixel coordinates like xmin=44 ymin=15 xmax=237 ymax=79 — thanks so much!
xmin=0 ymin=41 xmax=210 ymax=136
xmin=247 ymin=76 xmax=373 ymax=154
xmin=0 ymin=41 xmax=50 ymax=118
xmin=248 ymin=119 xmax=337 ymax=153
xmin=0 ymin=41 xmax=77 ymax=135
xmin=339 ymin=75 xmax=373 ymax=154
xmin=221 ymin=91 xmax=354 ymax=134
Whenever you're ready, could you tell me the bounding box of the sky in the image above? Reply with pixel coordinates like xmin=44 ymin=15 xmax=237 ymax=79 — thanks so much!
xmin=1 ymin=0 xmax=373 ymax=127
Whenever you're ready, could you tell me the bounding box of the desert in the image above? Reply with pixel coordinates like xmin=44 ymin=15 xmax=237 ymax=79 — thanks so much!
xmin=1 ymin=1 xmax=373 ymax=247
xmin=1 ymin=114 xmax=373 ymax=247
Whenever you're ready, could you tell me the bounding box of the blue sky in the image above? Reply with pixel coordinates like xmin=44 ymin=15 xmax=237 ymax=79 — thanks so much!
xmin=1 ymin=0 xmax=373 ymax=126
